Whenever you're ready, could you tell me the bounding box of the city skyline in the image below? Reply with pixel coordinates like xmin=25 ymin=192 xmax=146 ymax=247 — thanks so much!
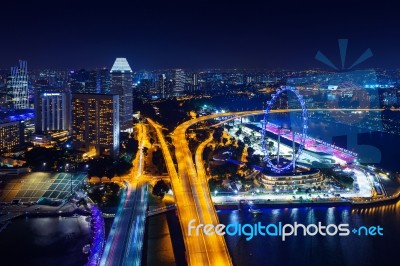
xmin=0 ymin=2 xmax=399 ymax=266
xmin=1 ymin=0 xmax=399 ymax=70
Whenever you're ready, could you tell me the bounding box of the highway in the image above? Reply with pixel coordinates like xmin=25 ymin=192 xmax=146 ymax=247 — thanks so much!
xmin=122 ymin=181 xmax=148 ymax=266
xmin=173 ymin=119 xmax=233 ymax=266
xmin=147 ymin=108 xmax=383 ymax=266
xmin=100 ymin=123 xmax=149 ymax=266
xmin=195 ymin=134 xmax=214 ymax=184
xmin=148 ymin=119 xmax=219 ymax=265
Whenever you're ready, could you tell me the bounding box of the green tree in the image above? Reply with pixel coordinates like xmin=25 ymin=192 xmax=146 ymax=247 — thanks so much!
xmin=152 ymin=180 xmax=170 ymax=199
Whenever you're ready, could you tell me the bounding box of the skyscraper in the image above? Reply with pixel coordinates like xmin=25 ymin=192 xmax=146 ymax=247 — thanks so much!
xmin=0 ymin=121 xmax=23 ymax=152
xmin=190 ymin=73 xmax=199 ymax=91
xmin=98 ymin=68 xmax=110 ymax=94
xmin=85 ymin=70 xmax=99 ymax=94
xmin=110 ymin=58 xmax=133 ymax=131
xmin=69 ymin=69 xmax=87 ymax=93
xmin=173 ymin=69 xmax=185 ymax=96
xmin=34 ymin=90 xmax=71 ymax=133
xmin=71 ymin=93 xmax=119 ymax=158
xmin=7 ymin=60 xmax=29 ymax=109
xmin=158 ymin=74 xmax=167 ymax=99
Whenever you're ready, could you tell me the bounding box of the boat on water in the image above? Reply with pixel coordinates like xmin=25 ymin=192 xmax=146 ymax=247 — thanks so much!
xmin=249 ymin=208 xmax=262 ymax=214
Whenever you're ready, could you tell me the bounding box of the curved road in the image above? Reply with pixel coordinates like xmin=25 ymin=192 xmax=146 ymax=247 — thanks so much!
xmin=100 ymin=123 xmax=149 ymax=266
xmin=148 ymin=108 xmax=382 ymax=266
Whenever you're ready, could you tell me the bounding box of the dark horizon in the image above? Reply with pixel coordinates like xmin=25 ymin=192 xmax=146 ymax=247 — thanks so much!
xmin=1 ymin=0 xmax=399 ymax=70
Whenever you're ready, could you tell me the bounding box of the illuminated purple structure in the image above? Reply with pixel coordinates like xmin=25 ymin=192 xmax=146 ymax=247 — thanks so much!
xmin=261 ymin=86 xmax=308 ymax=173
xmin=87 ymin=205 xmax=105 ymax=266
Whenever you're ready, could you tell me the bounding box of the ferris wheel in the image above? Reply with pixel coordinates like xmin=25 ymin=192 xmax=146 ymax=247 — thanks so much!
xmin=261 ymin=86 xmax=308 ymax=173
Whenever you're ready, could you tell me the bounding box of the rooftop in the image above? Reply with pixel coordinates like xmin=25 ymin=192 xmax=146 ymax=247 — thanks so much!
xmin=110 ymin=58 xmax=132 ymax=73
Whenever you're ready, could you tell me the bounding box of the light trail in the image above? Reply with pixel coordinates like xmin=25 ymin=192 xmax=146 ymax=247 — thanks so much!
xmin=100 ymin=123 xmax=149 ymax=266
xmin=147 ymin=118 xmax=215 ymax=266
xmin=147 ymin=108 xmax=383 ymax=266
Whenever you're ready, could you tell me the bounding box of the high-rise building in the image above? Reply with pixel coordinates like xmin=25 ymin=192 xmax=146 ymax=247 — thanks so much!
xmin=157 ymin=73 xmax=175 ymax=99
xmin=135 ymin=79 xmax=151 ymax=100
xmin=71 ymin=93 xmax=119 ymax=158
xmin=193 ymin=73 xmax=198 ymax=86
xmin=0 ymin=121 xmax=23 ymax=152
xmin=98 ymin=68 xmax=110 ymax=94
xmin=85 ymin=70 xmax=99 ymax=94
xmin=33 ymin=79 xmax=50 ymax=93
xmin=173 ymin=69 xmax=185 ymax=96
xmin=188 ymin=73 xmax=199 ymax=91
xmin=158 ymin=74 xmax=167 ymax=98
xmin=7 ymin=60 xmax=29 ymax=109
xmin=69 ymin=69 xmax=87 ymax=93
xmin=110 ymin=58 xmax=133 ymax=131
xmin=34 ymin=91 xmax=71 ymax=133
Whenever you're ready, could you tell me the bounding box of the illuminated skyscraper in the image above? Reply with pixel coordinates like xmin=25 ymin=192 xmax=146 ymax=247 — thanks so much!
xmin=158 ymin=74 xmax=167 ymax=98
xmin=7 ymin=60 xmax=29 ymax=109
xmin=173 ymin=69 xmax=185 ymax=96
xmin=34 ymin=91 xmax=71 ymax=133
xmin=85 ymin=70 xmax=99 ymax=94
xmin=71 ymin=93 xmax=119 ymax=158
xmin=98 ymin=68 xmax=110 ymax=94
xmin=0 ymin=121 xmax=23 ymax=152
xmin=69 ymin=69 xmax=87 ymax=93
xmin=110 ymin=58 xmax=133 ymax=131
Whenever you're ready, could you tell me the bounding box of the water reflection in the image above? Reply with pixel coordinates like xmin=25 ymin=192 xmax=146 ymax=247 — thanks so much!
xmin=0 ymin=216 xmax=91 ymax=266
xmin=218 ymin=201 xmax=400 ymax=266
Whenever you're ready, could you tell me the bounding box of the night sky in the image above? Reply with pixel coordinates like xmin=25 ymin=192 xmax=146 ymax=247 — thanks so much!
xmin=0 ymin=0 xmax=399 ymax=70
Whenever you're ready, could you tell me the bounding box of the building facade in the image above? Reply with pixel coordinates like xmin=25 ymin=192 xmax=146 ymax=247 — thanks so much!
xmin=7 ymin=60 xmax=29 ymax=109
xmin=99 ymin=68 xmax=110 ymax=94
xmin=110 ymin=58 xmax=133 ymax=131
xmin=69 ymin=69 xmax=87 ymax=93
xmin=0 ymin=121 xmax=22 ymax=152
xmin=34 ymin=91 xmax=71 ymax=133
xmin=173 ymin=69 xmax=185 ymax=96
xmin=71 ymin=93 xmax=119 ymax=158
xmin=85 ymin=70 xmax=99 ymax=94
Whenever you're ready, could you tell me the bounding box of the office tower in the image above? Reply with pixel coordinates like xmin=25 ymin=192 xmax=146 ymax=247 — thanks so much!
xmin=34 ymin=79 xmax=50 ymax=92
xmin=110 ymin=58 xmax=133 ymax=131
xmin=7 ymin=60 xmax=29 ymax=109
xmin=69 ymin=69 xmax=87 ymax=93
xmin=158 ymin=74 xmax=167 ymax=98
xmin=0 ymin=121 xmax=22 ymax=152
xmin=193 ymin=73 xmax=198 ymax=86
xmin=34 ymin=91 xmax=71 ymax=133
xmin=173 ymin=69 xmax=185 ymax=96
xmin=135 ymin=79 xmax=151 ymax=100
xmin=71 ymin=93 xmax=119 ymax=158
xmin=190 ymin=73 xmax=199 ymax=91
xmin=85 ymin=70 xmax=99 ymax=94
xmin=98 ymin=68 xmax=110 ymax=94
xmin=157 ymin=73 xmax=174 ymax=99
